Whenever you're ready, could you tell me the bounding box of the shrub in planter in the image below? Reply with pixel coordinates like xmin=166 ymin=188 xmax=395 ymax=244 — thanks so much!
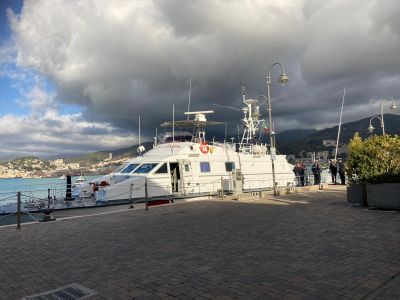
xmin=346 ymin=133 xmax=400 ymax=208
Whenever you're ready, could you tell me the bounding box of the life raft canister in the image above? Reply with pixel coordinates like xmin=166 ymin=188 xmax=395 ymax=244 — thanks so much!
xmin=199 ymin=142 xmax=209 ymax=154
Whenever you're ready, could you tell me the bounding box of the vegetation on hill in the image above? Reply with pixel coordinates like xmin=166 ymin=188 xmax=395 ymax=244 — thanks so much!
xmin=276 ymin=129 xmax=318 ymax=144
xmin=64 ymin=142 xmax=154 ymax=166
xmin=0 ymin=156 xmax=53 ymax=172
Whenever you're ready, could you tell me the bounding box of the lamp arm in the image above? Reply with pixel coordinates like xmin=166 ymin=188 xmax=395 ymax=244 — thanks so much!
xmin=269 ymin=62 xmax=285 ymax=75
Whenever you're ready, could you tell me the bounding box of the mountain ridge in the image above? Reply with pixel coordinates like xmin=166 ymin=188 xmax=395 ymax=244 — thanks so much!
xmin=276 ymin=113 xmax=400 ymax=156
xmin=2 ymin=114 xmax=399 ymax=164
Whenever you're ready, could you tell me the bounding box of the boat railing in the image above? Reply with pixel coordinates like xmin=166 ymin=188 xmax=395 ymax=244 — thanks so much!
xmin=211 ymin=141 xmax=236 ymax=151
xmin=237 ymin=143 xmax=268 ymax=155
xmin=211 ymin=141 xmax=268 ymax=155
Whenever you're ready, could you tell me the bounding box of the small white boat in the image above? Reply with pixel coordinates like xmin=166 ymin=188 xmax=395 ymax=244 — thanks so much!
xmin=74 ymin=175 xmax=86 ymax=186
xmin=58 ymin=175 xmax=66 ymax=180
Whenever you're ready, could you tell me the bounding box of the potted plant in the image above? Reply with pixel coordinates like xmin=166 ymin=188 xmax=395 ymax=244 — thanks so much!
xmin=346 ymin=133 xmax=400 ymax=208
xmin=346 ymin=133 xmax=368 ymax=206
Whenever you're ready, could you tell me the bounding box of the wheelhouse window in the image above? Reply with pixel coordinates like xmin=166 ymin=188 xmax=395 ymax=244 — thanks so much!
xmin=155 ymin=163 xmax=168 ymax=174
xmin=225 ymin=162 xmax=235 ymax=172
xmin=113 ymin=164 xmax=128 ymax=173
xmin=133 ymin=163 xmax=159 ymax=174
xmin=200 ymin=162 xmax=210 ymax=173
xmin=120 ymin=164 xmax=140 ymax=174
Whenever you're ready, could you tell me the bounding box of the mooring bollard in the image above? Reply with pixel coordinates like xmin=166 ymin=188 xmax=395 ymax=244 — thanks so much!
xmin=129 ymin=183 xmax=134 ymax=209
xmin=47 ymin=188 xmax=51 ymax=208
xmin=65 ymin=175 xmax=73 ymax=200
xmin=16 ymin=191 xmax=21 ymax=230
xmin=145 ymin=179 xmax=149 ymax=211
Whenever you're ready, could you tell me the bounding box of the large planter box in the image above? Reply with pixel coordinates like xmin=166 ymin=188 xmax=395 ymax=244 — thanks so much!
xmin=366 ymin=183 xmax=400 ymax=209
xmin=347 ymin=184 xmax=367 ymax=206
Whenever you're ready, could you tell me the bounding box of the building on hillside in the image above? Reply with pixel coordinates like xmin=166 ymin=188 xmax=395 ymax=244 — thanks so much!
xmin=50 ymin=159 xmax=66 ymax=170
xmin=67 ymin=163 xmax=80 ymax=170
xmin=316 ymin=151 xmax=329 ymax=163
xmin=323 ymin=139 xmax=336 ymax=147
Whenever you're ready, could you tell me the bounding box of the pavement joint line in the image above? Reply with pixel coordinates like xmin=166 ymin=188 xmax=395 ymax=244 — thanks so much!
xmin=0 ymin=220 xmax=37 ymax=230
xmin=267 ymin=199 xmax=310 ymax=204
xmin=0 ymin=190 xmax=335 ymax=230
xmin=362 ymin=271 xmax=400 ymax=300
xmin=0 ymin=196 xmax=211 ymax=230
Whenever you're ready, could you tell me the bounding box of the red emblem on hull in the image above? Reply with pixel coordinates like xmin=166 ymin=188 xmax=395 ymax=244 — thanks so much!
xmin=199 ymin=142 xmax=209 ymax=154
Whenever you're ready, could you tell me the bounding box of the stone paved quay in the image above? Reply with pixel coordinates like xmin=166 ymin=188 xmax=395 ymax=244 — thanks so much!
xmin=1 ymin=185 xmax=399 ymax=299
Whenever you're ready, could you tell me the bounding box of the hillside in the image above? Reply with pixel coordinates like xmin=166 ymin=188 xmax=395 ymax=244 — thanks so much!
xmin=56 ymin=114 xmax=400 ymax=163
xmin=2 ymin=114 xmax=399 ymax=166
xmin=277 ymin=114 xmax=400 ymax=156
xmin=276 ymin=129 xmax=318 ymax=144
xmin=64 ymin=142 xmax=154 ymax=166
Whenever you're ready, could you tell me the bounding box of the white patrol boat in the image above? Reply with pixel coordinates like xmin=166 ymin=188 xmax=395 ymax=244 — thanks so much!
xmin=72 ymin=89 xmax=295 ymax=203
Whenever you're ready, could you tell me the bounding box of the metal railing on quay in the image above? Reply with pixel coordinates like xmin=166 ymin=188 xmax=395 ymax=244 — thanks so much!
xmin=0 ymin=171 xmax=339 ymax=229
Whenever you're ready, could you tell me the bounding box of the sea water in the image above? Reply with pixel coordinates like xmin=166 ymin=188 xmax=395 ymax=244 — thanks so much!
xmin=0 ymin=175 xmax=101 ymax=205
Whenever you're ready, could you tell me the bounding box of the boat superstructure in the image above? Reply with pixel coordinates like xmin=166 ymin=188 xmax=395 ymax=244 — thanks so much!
xmin=72 ymin=87 xmax=295 ymax=203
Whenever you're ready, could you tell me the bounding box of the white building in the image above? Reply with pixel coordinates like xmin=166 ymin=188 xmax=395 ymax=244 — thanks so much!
xmin=323 ymin=139 xmax=336 ymax=147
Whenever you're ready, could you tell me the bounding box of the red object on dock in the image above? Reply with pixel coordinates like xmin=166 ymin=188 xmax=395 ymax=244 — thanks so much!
xmin=148 ymin=200 xmax=171 ymax=207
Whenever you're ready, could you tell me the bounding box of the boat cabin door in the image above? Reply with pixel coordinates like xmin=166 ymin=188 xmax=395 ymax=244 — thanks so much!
xmin=180 ymin=160 xmax=193 ymax=195
xmin=169 ymin=162 xmax=181 ymax=193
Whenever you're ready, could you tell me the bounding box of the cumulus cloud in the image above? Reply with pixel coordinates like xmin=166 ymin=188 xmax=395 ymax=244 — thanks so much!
xmin=2 ymin=0 xmax=400 ymax=159
xmin=0 ymin=108 xmax=136 ymax=160
xmin=0 ymin=69 xmax=136 ymax=160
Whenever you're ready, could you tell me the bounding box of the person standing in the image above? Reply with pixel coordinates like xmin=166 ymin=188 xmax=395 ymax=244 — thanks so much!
xmin=299 ymin=162 xmax=306 ymax=186
xmin=338 ymin=159 xmax=346 ymax=185
xmin=293 ymin=163 xmax=301 ymax=186
xmin=329 ymin=160 xmax=337 ymax=184
xmin=311 ymin=160 xmax=321 ymax=185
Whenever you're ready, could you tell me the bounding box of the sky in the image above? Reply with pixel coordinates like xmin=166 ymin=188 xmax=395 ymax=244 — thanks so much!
xmin=0 ymin=0 xmax=400 ymax=160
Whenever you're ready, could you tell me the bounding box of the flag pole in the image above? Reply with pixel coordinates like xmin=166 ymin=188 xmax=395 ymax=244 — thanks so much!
xmin=334 ymin=89 xmax=346 ymax=161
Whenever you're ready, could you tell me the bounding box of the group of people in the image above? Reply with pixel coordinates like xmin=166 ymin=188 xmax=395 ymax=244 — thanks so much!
xmin=293 ymin=162 xmax=306 ymax=186
xmin=293 ymin=159 xmax=346 ymax=186
xmin=329 ymin=159 xmax=346 ymax=185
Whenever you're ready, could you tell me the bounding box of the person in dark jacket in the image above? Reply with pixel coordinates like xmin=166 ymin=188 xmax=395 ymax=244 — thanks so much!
xmin=299 ymin=162 xmax=306 ymax=186
xmin=311 ymin=160 xmax=321 ymax=185
xmin=293 ymin=163 xmax=301 ymax=186
xmin=338 ymin=159 xmax=346 ymax=185
xmin=329 ymin=160 xmax=337 ymax=184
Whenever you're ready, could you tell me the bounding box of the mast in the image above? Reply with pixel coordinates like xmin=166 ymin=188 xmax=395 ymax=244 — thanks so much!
xmin=187 ymin=79 xmax=192 ymax=120
xmin=139 ymin=115 xmax=141 ymax=146
xmin=239 ymin=84 xmax=262 ymax=146
xmin=224 ymin=122 xmax=227 ymax=143
xmin=334 ymin=89 xmax=346 ymax=161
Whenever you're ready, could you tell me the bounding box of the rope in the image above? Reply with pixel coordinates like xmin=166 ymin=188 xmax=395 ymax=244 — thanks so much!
xmin=0 ymin=191 xmax=19 ymax=195
xmin=22 ymin=208 xmax=41 ymax=221
xmin=0 ymin=212 xmax=16 ymax=221
xmin=0 ymin=194 xmax=18 ymax=202
xmin=19 ymin=194 xmax=48 ymax=201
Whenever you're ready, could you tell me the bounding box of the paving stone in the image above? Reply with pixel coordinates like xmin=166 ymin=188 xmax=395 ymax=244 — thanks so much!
xmin=1 ymin=185 xmax=399 ymax=299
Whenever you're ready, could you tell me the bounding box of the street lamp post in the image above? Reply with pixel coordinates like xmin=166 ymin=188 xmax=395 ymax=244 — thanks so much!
xmin=368 ymin=98 xmax=398 ymax=134
xmin=265 ymin=63 xmax=289 ymax=196
xmin=368 ymin=115 xmax=383 ymax=134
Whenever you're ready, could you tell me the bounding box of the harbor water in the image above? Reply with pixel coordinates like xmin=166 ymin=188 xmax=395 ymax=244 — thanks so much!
xmin=0 ymin=176 xmax=101 ymax=205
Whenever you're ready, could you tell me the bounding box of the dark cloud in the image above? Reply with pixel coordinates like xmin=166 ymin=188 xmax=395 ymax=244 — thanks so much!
xmin=2 ymin=0 xmax=399 ymax=159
